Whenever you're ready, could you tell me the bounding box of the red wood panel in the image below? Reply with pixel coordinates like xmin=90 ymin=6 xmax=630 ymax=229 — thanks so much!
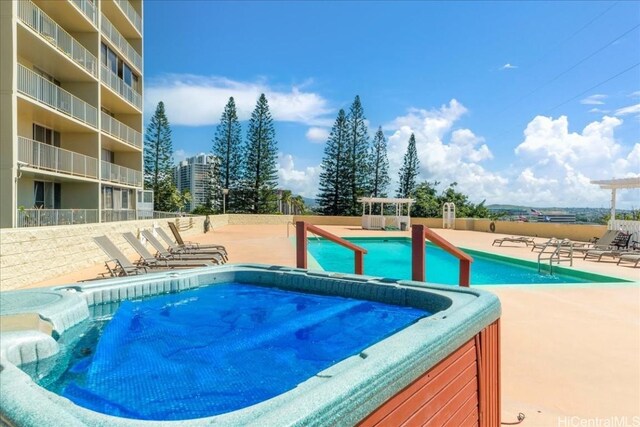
xmin=358 ymin=340 xmax=475 ymax=426
xmin=358 ymin=320 xmax=501 ymax=427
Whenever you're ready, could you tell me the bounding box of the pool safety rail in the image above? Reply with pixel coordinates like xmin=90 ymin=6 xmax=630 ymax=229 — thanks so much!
xmin=412 ymin=224 xmax=474 ymax=287
xmin=296 ymin=221 xmax=368 ymax=274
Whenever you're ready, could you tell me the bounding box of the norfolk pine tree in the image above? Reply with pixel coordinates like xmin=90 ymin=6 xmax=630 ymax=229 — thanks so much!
xmin=212 ymin=97 xmax=243 ymax=211
xmin=397 ymin=133 xmax=420 ymax=198
xmin=346 ymin=96 xmax=370 ymax=215
xmin=368 ymin=127 xmax=390 ymax=198
xmin=144 ymin=101 xmax=176 ymax=211
xmin=242 ymin=94 xmax=279 ymax=214
xmin=317 ymin=109 xmax=351 ymax=215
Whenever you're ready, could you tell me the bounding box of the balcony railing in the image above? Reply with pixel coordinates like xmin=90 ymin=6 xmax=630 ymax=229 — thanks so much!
xmin=114 ymin=0 xmax=142 ymax=35
xmin=18 ymin=136 xmax=98 ymax=179
xmin=101 ymin=13 xmax=142 ymax=71
xmin=18 ymin=0 xmax=98 ymax=77
xmin=18 ymin=64 xmax=98 ymax=127
xmin=70 ymin=0 xmax=97 ymax=26
xmin=101 ymin=209 xmax=136 ymax=223
xmin=101 ymin=161 xmax=142 ymax=186
xmin=101 ymin=112 xmax=142 ymax=149
xmin=100 ymin=64 xmax=142 ymax=110
xmin=17 ymin=209 xmax=99 ymax=227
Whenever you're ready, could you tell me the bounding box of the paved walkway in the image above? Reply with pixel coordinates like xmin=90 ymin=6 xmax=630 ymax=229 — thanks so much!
xmin=29 ymin=224 xmax=640 ymax=426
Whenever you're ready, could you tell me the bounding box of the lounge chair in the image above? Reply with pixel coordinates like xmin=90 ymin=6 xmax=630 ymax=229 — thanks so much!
xmin=155 ymin=227 xmax=228 ymax=260
xmin=168 ymin=221 xmax=228 ymax=253
xmin=122 ymin=232 xmax=219 ymax=268
xmin=583 ymin=248 xmax=624 ymax=262
xmin=93 ymin=236 xmax=148 ymax=277
xmin=531 ymin=238 xmax=561 ymax=252
xmin=570 ymin=230 xmax=622 ymax=255
xmin=617 ymin=252 xmax=640 ymax=268
xmin=492 ymin=236 xmax=535 ymax=247
xmin=141 ymin=230 xmax=226 ymax=264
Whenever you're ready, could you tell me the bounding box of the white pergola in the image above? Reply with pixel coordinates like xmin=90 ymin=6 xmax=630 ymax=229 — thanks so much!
xmin=358 ymin=197 xmax=415 ymax=230
xmin=591 ymin=177 xmax=640 ymax=240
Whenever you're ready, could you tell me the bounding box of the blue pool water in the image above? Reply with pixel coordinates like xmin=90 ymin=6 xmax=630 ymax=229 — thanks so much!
xmin=308 ymin=238 xmax=589 ymax=285
xmin=41 ymin=283 xmax=428 ymax=420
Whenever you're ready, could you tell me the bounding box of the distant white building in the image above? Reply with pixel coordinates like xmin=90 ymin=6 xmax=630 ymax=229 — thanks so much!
xmin=173 ymin=154 xmax=216 ymax=212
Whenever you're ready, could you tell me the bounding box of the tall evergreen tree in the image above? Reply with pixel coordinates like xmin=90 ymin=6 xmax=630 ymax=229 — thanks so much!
xmin=345 ymin=96 xmax=370 ymax=215
xmin=368 ymin=126 xmax=390 ymax=199
xmin=203 ymin=156 xmax=222 ymax=213
xmin=397 ymin=133 xmax=420 ymax=198
xmin=144 ymin=101 xmax=176 ymax=211
xmin=241 ymin=94 xmax=278 ymax=214
xmin=317 ymin=109 xmax=351 ymax=215
xmin=212 ymin=97 xmax=243 ymax=211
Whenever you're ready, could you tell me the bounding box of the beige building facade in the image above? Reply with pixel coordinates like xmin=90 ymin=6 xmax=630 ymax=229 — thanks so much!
xmin=0 ymin=0 xmax=144 ymax=228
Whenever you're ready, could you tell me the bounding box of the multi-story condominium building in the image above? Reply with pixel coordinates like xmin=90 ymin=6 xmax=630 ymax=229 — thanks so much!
xmin=0 ymin=0 xmax=147 ymax=228
xmin=173 ymin=154 xmax=216 ymax=212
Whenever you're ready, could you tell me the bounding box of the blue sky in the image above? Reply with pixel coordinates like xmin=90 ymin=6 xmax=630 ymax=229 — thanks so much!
xmin=143 ymin=1 xmax=640 ymax=208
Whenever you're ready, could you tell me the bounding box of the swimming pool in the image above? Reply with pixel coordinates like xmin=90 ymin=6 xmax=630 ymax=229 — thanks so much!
xmin=0 ymin=264 xmax=501 ymax=426
xmin=307 ymin=237 xmax=625 ymax=285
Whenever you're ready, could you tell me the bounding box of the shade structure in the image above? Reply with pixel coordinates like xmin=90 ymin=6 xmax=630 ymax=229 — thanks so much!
xmin=358 ymin=197 xmax=415 ymax=230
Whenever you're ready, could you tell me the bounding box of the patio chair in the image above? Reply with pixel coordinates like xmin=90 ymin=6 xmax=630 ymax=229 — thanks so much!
xmin=617 ymin=252 xmax=640 ymax=268
xmin=122 ymin=232 xmax=218 ymax=268
xmin=155 ymin=227 xmax=228 ymax=261
xmin=492 ymin=236 xmax=535 ymax=247
xmin=93 ymin=236 xmax=147 ymax=277
xmin=583 ymin=248 xmax=624 ymax=263
xmin=141 ymin=230 xmax=226 ymax=264
xmin=531 ymin=238 xmax=561 ymax=252
xmin=571 ymin=230 xmax=622 ymax=255
xmin=168 ymin=221 xmax=228 ymax=253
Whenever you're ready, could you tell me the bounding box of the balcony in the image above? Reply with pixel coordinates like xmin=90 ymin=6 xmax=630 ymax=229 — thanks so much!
xmin=18 ymin=0 xmax=98 ymax=77
xmin=101 ymin=112 xmax=142 ymax=150
xmin=17 ymin=64 xmax=98 ymax=127
xmin=101 ymin=161 xmax=142 ymax=187
xmin=69 ymin=0 xmax=97 ymax=27
xmin=114 ymin=0 xmax=142 ymax=36
xmin=17 ymin=209 xmax=98 ymax=227
xmin=101 ymin=13 xmax=142 ymax=72
xmin=100 ymin=64 xmax=142 ymax=110
xmin=18 ymin=136 xmax=98 ymax=179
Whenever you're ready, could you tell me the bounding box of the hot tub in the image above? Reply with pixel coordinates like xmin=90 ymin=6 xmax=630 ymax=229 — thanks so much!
xmin=0 ymin=264 xmax=501 ymax=426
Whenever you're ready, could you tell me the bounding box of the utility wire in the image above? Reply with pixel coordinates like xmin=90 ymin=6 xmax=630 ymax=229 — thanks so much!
xmin=500 ymin=23 xmax=640 ymax=113
xmin=527 ymin=2 xmax=619 ymax=68
xmin=547 ymin=61 xmax=640 ymax=112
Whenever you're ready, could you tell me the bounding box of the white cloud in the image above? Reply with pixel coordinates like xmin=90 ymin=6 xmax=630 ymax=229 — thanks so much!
xmin=305 ymin=127 xmax=330 ymax=143
xmin=501 ymin=63 xmax=518 ymax=70
xmin=277 ymin=153 xmax=320 ymax=198
xmin=386 ymin=100 xmax=507 ymax=202
xmin=580 ymin=94 xmax=607 ymax=105
xmin=145 ymin=74 xmax=333 ymax=127
xmin=173 ymin=149 xmax=191 ymax=163
xmin=614 ymin=103 xmax=640 ymax=116
xmin=629 ymin=91 xmax=640 ymax=98
xmin=511 ymin=115 xmax=640 ymax=207
xmin=588 ymin=108 xmax=610 ymax=114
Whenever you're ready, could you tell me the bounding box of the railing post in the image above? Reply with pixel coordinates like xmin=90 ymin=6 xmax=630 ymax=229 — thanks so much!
xmin=355 ymin=251 xmax=364 ymax=275
xmin=412 ymin=224 xmax=426 ymax=281
xmin=459 ymin=259 xmax=471 ymax=287
xmin=296 ymin=221 xmax=307 ymax=269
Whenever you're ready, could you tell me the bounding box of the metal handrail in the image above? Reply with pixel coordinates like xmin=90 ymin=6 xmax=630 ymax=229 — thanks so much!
xmin=18 ymin=0 xmax=98 ymax=77
xmin=69 ymin=0 xmax=97 ymax=26
xmin=17 ymin=64 xmax=98 ymax=127
xmin=114 ymin=0 xmax=142 ymax=34
xmin=295 ymin=221 xmax=367 ymax=274
xmin=100 ymin=160 xmax=143 ymax=186
xmin=411 ymin=224 xmax=474 ymax=287
xmin=101 ymin=112 xmax=142 ymax=149
xmin=100 ymin=64 xmax=142 ymax=110
xmin=100 ymin=13 xmax=142 ymax=71
xmin=18 ymin=136 xmax=98 ymax=178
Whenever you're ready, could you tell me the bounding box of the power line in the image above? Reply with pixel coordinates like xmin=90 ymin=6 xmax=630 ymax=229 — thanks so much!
xmin=547 ymin=61 xmax=640 ymax=112
xmin=500 ymin=23 xmax=640 ymax=113
xmin=527 ymin=1 xmax=620 ymax=68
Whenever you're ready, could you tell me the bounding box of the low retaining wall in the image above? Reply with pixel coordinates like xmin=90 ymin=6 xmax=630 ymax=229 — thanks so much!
xmin=0 ymin=217 xmax=208 ymax=291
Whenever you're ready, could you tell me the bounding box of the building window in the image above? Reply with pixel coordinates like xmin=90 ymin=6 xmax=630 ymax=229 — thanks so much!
xmin=122 ymin=189 xmax=129 ymax=209
xmin=101 ymin=149 xmax=115 ymax=163
xmin=103 ymin=187 xmax=113 ymax=209
xmin=33 ymin=124 xmax=60 ymax=147
xmin=34 ymin=181 xmax=60 ymax=209
xmin=101 ymin=43 xmax=139 ymax=91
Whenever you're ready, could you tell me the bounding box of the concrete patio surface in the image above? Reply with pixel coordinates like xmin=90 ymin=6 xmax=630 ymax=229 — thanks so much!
xmin=23 ymin=224 xmax=640 ymax=425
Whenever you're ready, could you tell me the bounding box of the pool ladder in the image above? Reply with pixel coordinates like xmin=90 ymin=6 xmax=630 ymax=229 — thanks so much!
xmin=537 ymin=240 xmax=573 ymax=274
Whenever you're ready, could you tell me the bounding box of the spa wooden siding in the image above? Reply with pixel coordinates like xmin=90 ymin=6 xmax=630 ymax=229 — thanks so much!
xmin=358 ymin=320 xmax=501 ymax=427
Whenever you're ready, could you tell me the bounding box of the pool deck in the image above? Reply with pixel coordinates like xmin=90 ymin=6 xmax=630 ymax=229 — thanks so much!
xmin=25 ymin=225 xmax=640 ymax=425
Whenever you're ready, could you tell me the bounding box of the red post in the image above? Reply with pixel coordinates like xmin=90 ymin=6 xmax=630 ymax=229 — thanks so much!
xmin=296 ymin=221 xmax=307 ymax=269
xmin=355 ymin=251 xmax=364 ymax=275
xmin=459 ymin=259 xmax=471 ymax=287
xmin=412 ymin=225 xmax=426 ymax=281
